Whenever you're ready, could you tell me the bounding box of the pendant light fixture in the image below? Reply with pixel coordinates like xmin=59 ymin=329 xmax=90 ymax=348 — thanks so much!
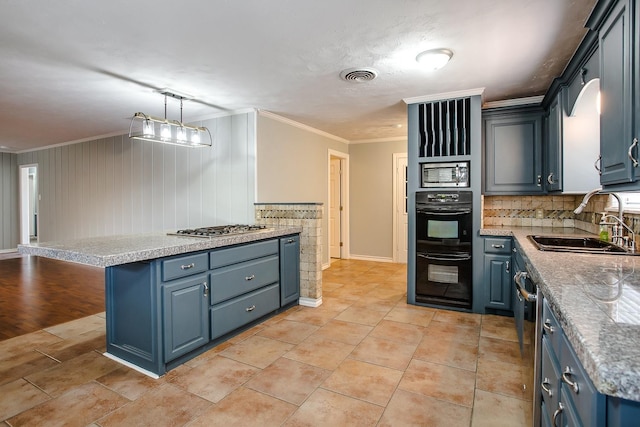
xmin=129 ymin=91 xmax=212 ymax=147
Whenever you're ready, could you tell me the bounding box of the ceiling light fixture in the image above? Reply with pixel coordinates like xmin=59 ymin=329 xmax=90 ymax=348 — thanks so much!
xmin=128 ymin=91 xmax=212 ymax=148
xmin=416 ymin=48 xmax=453 ymax=71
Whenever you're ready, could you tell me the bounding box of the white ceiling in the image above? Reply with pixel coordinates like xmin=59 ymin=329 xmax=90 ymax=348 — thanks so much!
xmin=0 ymin=0 xmax=596 ymax=152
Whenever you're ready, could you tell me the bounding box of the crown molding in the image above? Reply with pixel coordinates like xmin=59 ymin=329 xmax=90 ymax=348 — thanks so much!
xmin=482 ymin=95 xmax=544 ymax=109
xmin=403 ymin=88 xmax=485 ymax=104
xmin=258 ymin=110 xmax=349 ymax=144
xmin=349 ymin=136 xmax=407 ymax=144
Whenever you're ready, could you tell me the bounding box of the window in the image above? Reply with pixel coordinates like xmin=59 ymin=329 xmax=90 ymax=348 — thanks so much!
xmin=608 ymin=193 xmax=640 ymax=213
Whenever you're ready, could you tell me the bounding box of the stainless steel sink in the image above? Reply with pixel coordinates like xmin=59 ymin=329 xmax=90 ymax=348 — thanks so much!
xmin=527 ymin=235 xmax=633 ymax=255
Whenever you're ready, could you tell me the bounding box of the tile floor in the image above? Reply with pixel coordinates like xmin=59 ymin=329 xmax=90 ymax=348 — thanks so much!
xmin=0 ymin=259 xmax=533 ymax=426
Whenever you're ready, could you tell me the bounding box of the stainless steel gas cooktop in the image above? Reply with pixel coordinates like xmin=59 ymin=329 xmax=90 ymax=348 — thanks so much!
xmin=168 ymin=224 xmax=268 ymax=238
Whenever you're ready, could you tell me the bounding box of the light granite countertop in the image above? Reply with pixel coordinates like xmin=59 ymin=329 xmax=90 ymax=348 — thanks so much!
xmin=17 ymin=226 xmax=302 ymax=268
xmin=481 ymin=226 xmax=640 ymax=402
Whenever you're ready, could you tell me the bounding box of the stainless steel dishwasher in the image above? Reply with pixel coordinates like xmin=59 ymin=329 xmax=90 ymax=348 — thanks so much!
xmin=513 ymin=245 xmax=541 ymax=427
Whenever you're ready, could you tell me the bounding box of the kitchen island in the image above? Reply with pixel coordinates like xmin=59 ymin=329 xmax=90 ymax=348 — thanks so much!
xmin=481 ymin=226 xmax=640 ymax=425
xmin=18 ymin=226 xmax=302 ymax=377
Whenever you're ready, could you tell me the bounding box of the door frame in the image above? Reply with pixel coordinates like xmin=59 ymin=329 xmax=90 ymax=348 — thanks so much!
xmin=19 ymin=164 xmax=38 ymax=245
xmin=392 ymin=153 xmax=408 ymax=263
xmin=327 ymin=149 xmax=349 ymax=260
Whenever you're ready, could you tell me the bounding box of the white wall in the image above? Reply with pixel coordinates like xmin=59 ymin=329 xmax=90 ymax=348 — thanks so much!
xmin=0 ymin=152 xmax=19 ymax=250
xmin=255 ymin=113 xmax=349 ymax=266
xmin=349 ymin=140 xmax=407 ymax=260
xmin=16 ymin=112 xmax=256 ymax=242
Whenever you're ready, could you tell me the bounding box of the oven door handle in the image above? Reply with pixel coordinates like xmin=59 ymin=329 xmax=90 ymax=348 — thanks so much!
xmin=417 ymin=253 xmax=472 ymax=262
xmin=416 ymin=209 xmax=472 ymax=216
xmin=513 ymin=271 xmax=537 ymax=303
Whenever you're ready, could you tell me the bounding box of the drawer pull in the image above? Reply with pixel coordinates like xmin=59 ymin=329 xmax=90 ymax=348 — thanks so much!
xmin=491 ymin=244 xmax=505 ymax=249
xmin=541 ymin=378 xmax=553 ymax=397
xmin=180 ymin=263 xmax=195 ymax=270
xmin=543 ymin=319 xmax=555 ymax=334
xmin=245 ymin=274 xmax=255 ymax=281
xmin=203 ymin=282 xmax=209 ymax=297
xmin=287 ymin=238 xmax=295 ymax=243
xmin=246 ymin=305 xmax=256 ymax=312
xmin=552 ymin=403 xmax=564 ymax=427
xmin=562 ymin=367 xmax=579 ymax=394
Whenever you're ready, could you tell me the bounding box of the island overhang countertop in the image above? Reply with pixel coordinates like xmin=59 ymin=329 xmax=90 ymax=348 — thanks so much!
xmin=17 ymin=226 xmax=302 ymax=267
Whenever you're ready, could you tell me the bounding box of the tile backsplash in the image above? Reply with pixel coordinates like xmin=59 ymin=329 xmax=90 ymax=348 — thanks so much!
xmin=483 ymin=195 xmax=640 ymax=235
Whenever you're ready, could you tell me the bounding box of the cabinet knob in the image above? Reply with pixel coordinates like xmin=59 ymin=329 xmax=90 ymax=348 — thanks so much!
xmin=537 ymin=175 xmax=542 ymax=186
xmin=543 ymin=319 xmax=555 ymax=334
xmin=246 ymin=305 xmax=256 ymax=312
xmin=245 ymin=274 xmax=255 ymax=281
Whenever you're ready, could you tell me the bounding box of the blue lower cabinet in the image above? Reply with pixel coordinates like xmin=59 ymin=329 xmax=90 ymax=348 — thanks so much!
xmin=105 ymin=236 xmax=300 ymax=376
xmin=162 ymin=274 xmax=209 ymax=362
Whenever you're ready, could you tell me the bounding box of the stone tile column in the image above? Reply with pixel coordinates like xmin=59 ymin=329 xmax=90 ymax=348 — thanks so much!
xmin=254 ymin=203 xmax=323 ymax=307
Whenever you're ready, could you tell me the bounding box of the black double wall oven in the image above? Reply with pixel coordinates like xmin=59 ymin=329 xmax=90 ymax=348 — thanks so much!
xmin=415 ymin=191 xmax=473 ymax=310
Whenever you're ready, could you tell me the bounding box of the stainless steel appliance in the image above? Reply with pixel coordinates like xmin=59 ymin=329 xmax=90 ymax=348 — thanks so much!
xmin=415 ymin=191 xmax=472 ymax=309
xmin=420 ymin=161 xmax=470 ymax=188
xmin=168 ymin=224 xmax=268 ymax=238
xmin=513 ymin=247 xmax=541 ymax=427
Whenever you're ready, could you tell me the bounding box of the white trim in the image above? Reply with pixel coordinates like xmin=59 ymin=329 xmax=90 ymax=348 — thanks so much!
xmin=103 ymin=352 xmax=160 ymax=379
xmin=299 ymin=297 xmax=323 ymax=307
xmin=392 ymin=153 xmax=408 ymax=263
xmin=482 ymin=96 xmax=544 ymax=109
xmin=322 ymin=262 xmax=332 ymax=270
xmin=328 ymin=150 xmax=350 ymax=262
xmin=349 ymin=136 xmax=407 ymax=144
xmin=258 ymin=110 xmax=349 ymax=143
xmin=0 ymin=248 xmax=18 ymax=254
xmin=349 ymin=254 xmax=395 ymax=263
xmin=403 ymin=88 xmax=485 ymax=105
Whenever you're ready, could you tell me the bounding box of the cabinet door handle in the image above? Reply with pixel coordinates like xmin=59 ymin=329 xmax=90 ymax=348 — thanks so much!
xmin=543 ymin=319 xmax=555 ymax=334
xmin=628 ymin=138 xmax=638 ymax=167
xmin=287 ymin=238 xmax=295 ymax=243
xmin=547 ymin=173 xmax=555 ymax=185
xmin=552 ymin=403 xmax=564 ymax=427
xmin=491 ymin=244 xmax=505 ymax=249
xmin=541 ymin=377 xmax=553 ymax=398
xmin=562 ymin=367 xmax=579 ymax=394
xmin=594 ymin=154 xmax=602 ymax=175
xmin=203 ymin=282 xmax=209 ymax=297
xmin=246 ymin=305 xmax=256 ymax=312
xmin=505 ymin=261 xmax=510 ymax=274
xmin=180 ymin=263 xmax=195 ymax=270
xmin=245 ymin=274 xmax=255 ymax=281
xmin=537 ymin=175 xmax=542 ymax=186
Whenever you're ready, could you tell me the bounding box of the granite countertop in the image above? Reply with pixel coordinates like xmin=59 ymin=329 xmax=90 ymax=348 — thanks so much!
xmin=17 ymin=226 xmax=302 ymax=268
xmin=481 ymin=226 xmax=640 ymax=402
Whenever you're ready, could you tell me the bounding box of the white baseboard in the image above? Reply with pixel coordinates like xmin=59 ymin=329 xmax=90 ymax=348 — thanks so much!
xmin=103 ymin=352 xmax=160 ymax=379
xmin=348 ymin=254 xmax=394 ymax=263
xmin=299 ymin=297 xmax=322 ymax=307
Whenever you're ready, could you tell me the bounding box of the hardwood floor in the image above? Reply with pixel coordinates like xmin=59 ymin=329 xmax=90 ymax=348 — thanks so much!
xmin=0 ymin=254 xmax=105 ymax=341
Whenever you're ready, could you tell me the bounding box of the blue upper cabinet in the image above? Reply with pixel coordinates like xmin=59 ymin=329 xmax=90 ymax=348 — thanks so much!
xmin=483 ymin=107 xmax=544 ymax=194
xmin=545 ymin=93 xmax=563 ymax=192
xmin=595 ymin=0 xmax=638 ymax=187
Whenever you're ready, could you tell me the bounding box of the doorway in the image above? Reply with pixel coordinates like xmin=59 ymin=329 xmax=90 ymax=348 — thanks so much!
xmin=328 ymin=150 xmax=349 ymax=260
xmin=19 ymin=164 xmax=38 ymax=244
xmin=393 ymin=153 xmax=408 ymax=263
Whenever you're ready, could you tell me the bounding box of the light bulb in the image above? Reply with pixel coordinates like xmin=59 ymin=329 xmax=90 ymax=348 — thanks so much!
xmin=160 ymin=122 xmax=172 ymax=140
xmin=189 ymin=129 xmax=201 ymax=144
xmin=177 ymin=126 xmax=187 ymax=142
xmin=142 ymin=119 xmax=155 ymax=137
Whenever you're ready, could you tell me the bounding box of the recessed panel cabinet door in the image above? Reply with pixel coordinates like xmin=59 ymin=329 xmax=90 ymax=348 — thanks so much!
xmin=162 ymin=274 xmax=209 ymax=362
xmin=484 ymin=111 xmax=544 ymax=194
xmin=484 ymin=254 xmax=512 ymax=310
xmin=280 ymin=235 xmax=300 ymax=306
xmin=599 ymin=0 xmax=635 ymax=186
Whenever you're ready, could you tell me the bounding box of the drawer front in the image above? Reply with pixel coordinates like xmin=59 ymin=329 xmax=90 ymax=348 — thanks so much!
xmin=209 ymin=255 xmax=279 ymax=304
xmin=542 ymin=299 xmax=562 ymax=355
xmin=210 ymin=283 xmax=279 ymax=340
xmin=210 ymin=239 xmax=278 ymax=269
xmin=559 ymin=333 xmax=604 ymax=427
xmin=540 ymin=337 xmax=561 ymax=423
xmin=162 ymin=252 xmax=209 ymax=282
xmin=484 ymin=238 xmax=512 ymax=254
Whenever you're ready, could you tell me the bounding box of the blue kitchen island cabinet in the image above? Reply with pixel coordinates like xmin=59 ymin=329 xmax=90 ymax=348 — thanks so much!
xmin=105 ymin=235 xmax=300 ymax=377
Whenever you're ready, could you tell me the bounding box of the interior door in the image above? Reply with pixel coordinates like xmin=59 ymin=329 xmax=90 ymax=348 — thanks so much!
xmin=394 ymin=155 xmax=408 ymax=263
xmin=329 ymin=157 xmax=342 ymax=258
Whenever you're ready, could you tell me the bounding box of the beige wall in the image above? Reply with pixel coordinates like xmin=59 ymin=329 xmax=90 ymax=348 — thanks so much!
xmin=256 ymin=113 xmax=349 ymax=266
xmin=349 ymin=140 xmax=407 ymax=260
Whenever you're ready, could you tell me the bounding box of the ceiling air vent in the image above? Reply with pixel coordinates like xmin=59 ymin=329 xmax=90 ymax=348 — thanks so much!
xmin=339 ymin=67 xmax=378 ymax=82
